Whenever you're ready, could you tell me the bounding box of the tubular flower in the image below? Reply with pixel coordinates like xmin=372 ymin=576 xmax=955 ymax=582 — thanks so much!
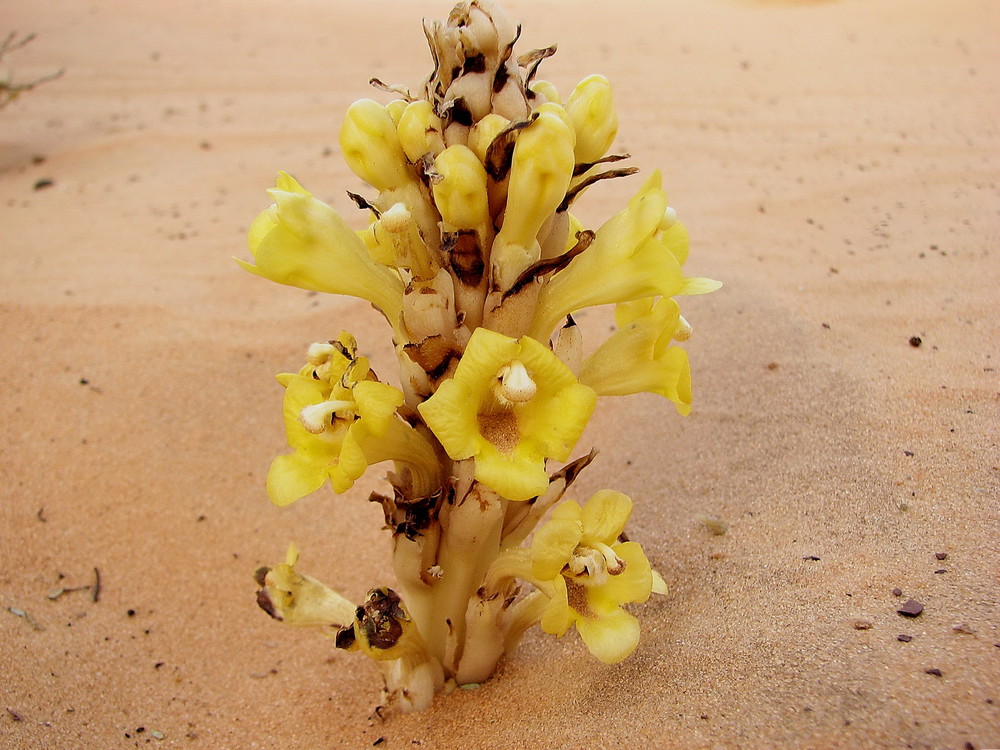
xmin=417 ymin=328 xmax=597 ymax=501
xmin=267 ymin=337 xmax=438 ymax=506
xmin=579 ymin=296 xmax=693 ymax=415
xmin=531 ymin=490 xmax=654 ymax=664
xmin=238 ymin=172 xmax=405 ymax=326
xmin=254 ymin=543 xmax=356 ymax=630
xmin=529 ymin=172 xmax=685 ymax=341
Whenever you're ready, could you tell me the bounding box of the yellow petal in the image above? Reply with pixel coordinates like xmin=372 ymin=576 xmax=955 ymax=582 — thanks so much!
xmin=473 ymin=441 xmax=550 ymax=502
xmin=539 ymin=575 xmax=575 ymax=636
xmin=266 ymin=452 xmax=329 ymax=507
xmin=530 ymin=518 xmax=583 ymax=580
xmin=579 ymin=298 xmax=693 ymax=415
xmin=580 ymin=490 xmax=633 ymax=546
xmin=651 ymin=569 xmax=669 ymax=597
xmin=328 ymin=429 xmax=368 ymax=493
xmin=681 ymin=277 xmax=723 ymax=295
xmin=416 ymin=378 xmax=480 ymax=460
xmin=551 ymin=499 xmax=583 ymax=523
xmin=589 ymin=542 xmax=653 ymax=607
xmin=397 ymin=100 xmax=446 ymax=162
xmin=575 ymin=607 xmax=641 ymax=664
xmin=659 ymin=216 xmax=689 ymax=265
xmin=352 ymin=381 xmax=405 ymax=437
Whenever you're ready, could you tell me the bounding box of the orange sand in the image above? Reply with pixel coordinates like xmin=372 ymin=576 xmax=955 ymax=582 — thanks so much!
xmin=2 ymin=0 xmax=998 ymax=747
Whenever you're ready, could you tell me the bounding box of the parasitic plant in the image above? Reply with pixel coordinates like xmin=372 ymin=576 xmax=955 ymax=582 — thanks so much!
xmin=245 ymin=0 xmax=719 ymax=712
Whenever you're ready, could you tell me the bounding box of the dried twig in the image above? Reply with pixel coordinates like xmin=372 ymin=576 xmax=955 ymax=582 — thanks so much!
xmin=0 ymin=31 xmax=64 ymax=110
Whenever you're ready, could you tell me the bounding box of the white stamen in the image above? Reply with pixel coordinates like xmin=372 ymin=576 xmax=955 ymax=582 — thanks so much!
xmin=567 ymin=547 xmax=610 ymax=586
xmin=307 ymin=342 xmax=336 ymax=366
xmin=594 ymin=543 xmax=626 ymax=575
xmin=673 ymin=315 xmax=693 ymax=342
xmin=497 ymin=360 xmax=536 ymax=404
xmin=660 ymin=206 xmax=678 ymax=232
xmin=299 ymin=399 xmax=356 ymax=434
xmin=380 ymin=202 xmax=411 ymax=233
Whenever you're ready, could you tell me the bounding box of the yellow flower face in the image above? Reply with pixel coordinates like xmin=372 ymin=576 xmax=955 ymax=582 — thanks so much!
xmin=417 ymin=328 xmax=597 ymax=501
xmin=266 ymin=338 xmax=406 ymax=506
xmin=530 ymin=491 xmax=654 ymax=664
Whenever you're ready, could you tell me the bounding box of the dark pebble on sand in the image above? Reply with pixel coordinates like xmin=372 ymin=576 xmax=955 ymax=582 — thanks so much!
xmin=897 ymin=599 xmax=924 ymax=617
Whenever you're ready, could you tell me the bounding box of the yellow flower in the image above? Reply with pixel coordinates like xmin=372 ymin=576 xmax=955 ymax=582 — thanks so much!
xmin=267 ymin=337 xmax=438 ymax=505
xmin=529 ymin=172 xmax=685 ymax=341
xmin=237 ymin=172 xmax=404 ymax=326
xmin=417 ymin=328 xmax=596 ymax=502
xmin=579 ymin=296 xmax=693 ymax=416
xmin=254 ymin=543 xmax=356 ymax=629
xmin=531 ymin=490 xmax=654 ymax=664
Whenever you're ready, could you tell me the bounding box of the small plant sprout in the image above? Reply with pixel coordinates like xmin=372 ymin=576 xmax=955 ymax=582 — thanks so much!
xmin=245 ymin=0 xmax=719 ymax=713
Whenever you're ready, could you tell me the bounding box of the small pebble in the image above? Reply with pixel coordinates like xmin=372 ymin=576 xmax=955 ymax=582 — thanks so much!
xmin=925 ymin=668 xmax=942 ymax=677
xmin=897 ymin=599 xmax=924 ymax=617
xmin=853 ymin=620 xmax=873 ymax=630
xmin=892 ymin=587 xmax=903 ymax=597
xmin=909 ymin=336 xmax=922 ymax=347
xmin=897 ymin=634 xmax=913 ymax=642
xmin=934 ymin=552 xmax=948 ymax=560
xmin=697 ymin=515 xmax=728 ymax=536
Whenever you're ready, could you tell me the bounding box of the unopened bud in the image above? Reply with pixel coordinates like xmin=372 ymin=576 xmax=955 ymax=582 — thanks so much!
xmin=529 ymin=79 xmax=561 ymax=105
xmin=499 ymin=112 xmax=575 ymax=247
xmin=397 ymin=100 xmax=446 ymax=162
xmin=432 ymin=145 xmax=490 ymax=229
xmin=565 ymin=74 xmax=618 ymax=163
xmin=468 ymin=113 xmax=511 ymax=164
xmin=340 ymin=99 xmax=413 ymax=191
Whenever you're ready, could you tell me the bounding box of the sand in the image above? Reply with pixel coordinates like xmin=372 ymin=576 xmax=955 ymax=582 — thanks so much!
xmin=2 ymin=0 xmax=998 ymax=747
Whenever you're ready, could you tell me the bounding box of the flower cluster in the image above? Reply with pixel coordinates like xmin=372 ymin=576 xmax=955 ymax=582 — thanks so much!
xmin=244 ymin=0 xmax=717 ymax=712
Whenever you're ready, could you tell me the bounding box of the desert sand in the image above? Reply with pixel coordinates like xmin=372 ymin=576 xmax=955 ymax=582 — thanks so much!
xmin=2 ymin=0 xmax=998 ymax=747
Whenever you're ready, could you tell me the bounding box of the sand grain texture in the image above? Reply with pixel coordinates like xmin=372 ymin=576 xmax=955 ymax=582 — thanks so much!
xmin=1 ymin=0 xmax=997 ymax=748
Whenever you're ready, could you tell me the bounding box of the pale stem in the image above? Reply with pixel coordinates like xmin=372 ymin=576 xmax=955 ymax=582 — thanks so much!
xmin=429 ymin=469 xmax=506 ymax=678
xmin=501 ymin=589 xmax=550 ymax=654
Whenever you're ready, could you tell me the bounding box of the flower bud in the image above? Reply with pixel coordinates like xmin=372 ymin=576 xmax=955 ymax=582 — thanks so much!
xmin=432 ymin=145 xmax=490 ymax=229
xmin=565 ymin=74 xmax=618 ymax=163
xmin=499 ymin=111 xmax=575 ymax=248
xmin=385 ymin=98 xmax=408 ymax=126
xmin=529 ymin=79 xmax=561 ymax=105
xmin=467 ymin=113 xmax=511 ymax=164
xmin=397 ymin=100 xmax=446 ymax=162
xmin=340 ymin=98 xmax=413 ymax=191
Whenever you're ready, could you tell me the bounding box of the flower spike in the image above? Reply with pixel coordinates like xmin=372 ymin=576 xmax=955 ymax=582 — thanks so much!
xmin=245 ymin=0 xmax=717 ymax=712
